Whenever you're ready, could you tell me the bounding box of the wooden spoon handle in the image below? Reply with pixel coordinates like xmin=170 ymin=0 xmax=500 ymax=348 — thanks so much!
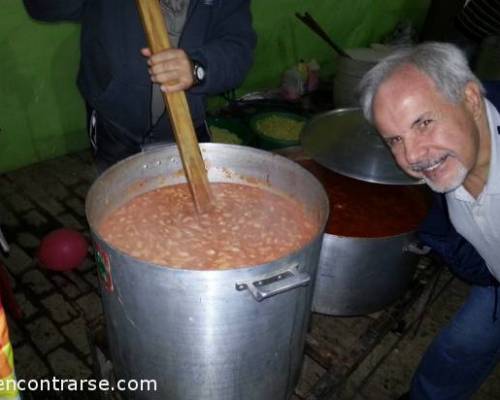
xmin=136 ymin=0 xmax=213 ymax=213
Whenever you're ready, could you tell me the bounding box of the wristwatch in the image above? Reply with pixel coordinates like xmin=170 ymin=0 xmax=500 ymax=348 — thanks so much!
xmin=192 ymin=60 xmax=206 ymax=86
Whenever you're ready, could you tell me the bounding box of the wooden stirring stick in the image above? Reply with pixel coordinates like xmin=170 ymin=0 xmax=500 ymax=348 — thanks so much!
xmin=136 ymin=0 xmax=213 ymax=213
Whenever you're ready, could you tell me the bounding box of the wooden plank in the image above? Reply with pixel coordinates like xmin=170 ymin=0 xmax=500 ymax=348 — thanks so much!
xmin=135 ymin=0 xmax=213 ymax=213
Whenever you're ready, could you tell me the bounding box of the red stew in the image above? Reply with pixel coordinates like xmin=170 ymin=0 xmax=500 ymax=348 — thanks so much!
xmin=298 ymin=159 xmax=430 ymax=237
xmin=99 ymin=182 xmax=318 ymax=269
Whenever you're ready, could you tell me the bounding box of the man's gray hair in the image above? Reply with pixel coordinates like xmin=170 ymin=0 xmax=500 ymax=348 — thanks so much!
xmin=358 ymin=42 xmax=485 ymax=123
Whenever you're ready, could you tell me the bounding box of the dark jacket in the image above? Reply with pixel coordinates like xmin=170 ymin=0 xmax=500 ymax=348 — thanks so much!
xmin=23 ymin=0 xmax=256 ymax=144
xmin=418 ymin=81 xmax=500 ymax=287
xmin=418 ymin=193 xmax=498 ymax=286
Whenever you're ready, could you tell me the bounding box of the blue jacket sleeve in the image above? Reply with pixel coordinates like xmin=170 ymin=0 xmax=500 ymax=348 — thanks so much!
xmin=23 ymin=0 xmax=86 ymax=22
xmin=417 ymin=193 xmax=498 ymax=287
xmin=186 ymin=0 xmax=256 ymax=95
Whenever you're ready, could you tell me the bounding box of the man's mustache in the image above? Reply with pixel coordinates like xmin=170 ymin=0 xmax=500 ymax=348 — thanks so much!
xmin=409 ymin=154 xmax=448 ymax=173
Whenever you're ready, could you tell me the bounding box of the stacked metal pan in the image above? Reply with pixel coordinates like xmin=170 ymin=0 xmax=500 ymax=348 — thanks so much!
xmin=333 ymin=46 xmax=393 ymax=108
xmin=456 ymin=0 xmax=500 ymax=42
xmin=474 ymin=35 xmax=500 ymax=80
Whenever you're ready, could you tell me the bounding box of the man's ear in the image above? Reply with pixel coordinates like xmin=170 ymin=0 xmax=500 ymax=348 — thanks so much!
xmin=463 ymin=81 xmax=483 ymax=120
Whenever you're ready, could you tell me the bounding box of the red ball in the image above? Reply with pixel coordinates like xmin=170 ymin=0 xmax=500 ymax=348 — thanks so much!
xmin=37 ymin=228 xmax=88 ymax=271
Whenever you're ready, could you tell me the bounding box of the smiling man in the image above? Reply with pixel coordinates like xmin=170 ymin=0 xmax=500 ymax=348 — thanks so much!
xmin=359 ymin=42 xmax=500 ymax=399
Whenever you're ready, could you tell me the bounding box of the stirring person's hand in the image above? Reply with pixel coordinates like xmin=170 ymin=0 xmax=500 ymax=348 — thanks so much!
xmin=141 ymin=47 xmax=194 ymax=93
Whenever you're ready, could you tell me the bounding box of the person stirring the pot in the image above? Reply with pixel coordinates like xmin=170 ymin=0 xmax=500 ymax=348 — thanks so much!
xmin=359 ymin=42 xmax=500 ymax=400
xmin=23 ymin=0 xmax=256 ymax=172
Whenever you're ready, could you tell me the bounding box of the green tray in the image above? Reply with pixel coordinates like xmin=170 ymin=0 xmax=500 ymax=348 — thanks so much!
xmin=207 ymin=116 xmax=254 ymax=146
xmin=250 ymin=111 xmax=307 ymax=150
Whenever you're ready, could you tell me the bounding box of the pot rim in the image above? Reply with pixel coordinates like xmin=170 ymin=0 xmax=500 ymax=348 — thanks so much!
xmin=86 ymin=143 xmax=329 ymax=273
xmin=322 ymin=229 xmax=417 ymax=241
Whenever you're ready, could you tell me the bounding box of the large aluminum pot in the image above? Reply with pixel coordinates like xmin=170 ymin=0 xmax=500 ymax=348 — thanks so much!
xmin=285 ymin=155 xmax=427 ymax=317
xmin=86 ymin=143 xmax=329 ymax=400
xmin=312 ymin=232 xmax=421 ymax=316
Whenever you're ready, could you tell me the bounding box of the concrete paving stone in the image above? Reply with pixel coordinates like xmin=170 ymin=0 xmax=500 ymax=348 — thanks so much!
xmin=6 ymin=317 xmax=25 ymax=347
xmin=74 ymin=151 xmax=94 ymax=165
xmin=22 ymin=270 xmax=55 ymax=295
xmin=0 ymin=176 xmax=15 ymax=196
xmin=447 ymin=278 xmax=470 ymax=295
xmin=295 ymin=356 xmax=325 ymax=398
xmin=64 ymin=197 xmax=86 ymax=217
xmin=73 ymin=183 xmax=91 ymax=200
xmin=51 ymin=275 xmax=82 ymax=299
xmin=310 ymin=314 xmax=373 ymax=352
xmin=5 ymin=169 xmax=32 ymax=188
xmin=43 ymin=180 xmax=70 ymax=201
xmin=55 ymin=213 xmax=84 ymax=230
xmin=26 ymin=316 xmax=65 ymax=354
xmin=47 ymin=347 xmax=92 ymax=379
xmin=34 ymin=195 xmax=65 ymax=217
xmin=354 ymin=315 xmax=448 ymax=399
xmin=77 ymin=258 xmax=96 ymax=274
xmin=348 ymin=278 xmax=500 ymax=400
xmin=41 ymin=293 xmax=79 ymax=323
xmin=61 ymin=317 xmax=91 ymax=356
xmin=22 ymin=209 xmax=49 ymax=228
xmin=1 ymin=243 xmax=33 ymax=276
xmin=75 ymin=292 xmax=103 ymax=323
xmin=83 ymin=269 xmax=99 ymax=290
xmin=51 ymin=164 xmax=81 ymax=186
xmin=6 ymin=193 xmax=34 ymax=213
xmin=15 ymin=292 xmax=39 ymax=320
xmin=0 ymin=202 xmax=20 ymax=228
xmin=359 ymin=382 xmax=398 ymax=400
xmin=70 ymin=159 xmax=97 ymax=183
xmin=65 ymin=271 xmax=91 ymax=292
xmin=1 ymin=266 xmax=16 ymax=290
xmin=20 ymin=182 xmax=47 ymax=202
xmin=16 ymin=232 xmax=40 ymax=249
xmin=82 ymin=169 xmax=98 ymax=184
xmin=29 ymin=165 xmax=60 ymax=184
xmin=341 ymin=332 xmax=400 ymax=399
xmin=13 ymin=343 xmax=50 ymax=380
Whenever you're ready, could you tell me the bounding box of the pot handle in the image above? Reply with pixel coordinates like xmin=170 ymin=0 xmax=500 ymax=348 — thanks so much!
xmin=403 ymin=242 xmax=431 ymax=255
xmin=235 ymin=264 xmax=310 ymax=302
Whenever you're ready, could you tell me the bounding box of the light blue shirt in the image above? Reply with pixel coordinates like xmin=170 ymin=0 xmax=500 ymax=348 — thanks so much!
xmin=447 ymin=99 xmax=500 ymax=280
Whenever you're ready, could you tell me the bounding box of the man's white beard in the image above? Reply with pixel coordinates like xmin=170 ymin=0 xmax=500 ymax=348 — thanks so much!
xmin=424 ymin=161 xmax=468 ymax=193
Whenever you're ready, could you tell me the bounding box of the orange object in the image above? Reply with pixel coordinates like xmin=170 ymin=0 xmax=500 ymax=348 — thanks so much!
xmin=0 ymin=263 xmax=22 ymax=320
xmin=37 ymin=228 xmax=88 ymax=271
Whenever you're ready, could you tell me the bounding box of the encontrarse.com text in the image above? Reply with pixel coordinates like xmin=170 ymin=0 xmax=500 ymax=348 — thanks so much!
xmin=0 ymin=378 xmax=157 ymax=392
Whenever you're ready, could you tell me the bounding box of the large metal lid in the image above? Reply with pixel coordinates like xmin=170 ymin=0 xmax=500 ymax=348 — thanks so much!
xmin=300 ymin=108 xmax=422 ymax=185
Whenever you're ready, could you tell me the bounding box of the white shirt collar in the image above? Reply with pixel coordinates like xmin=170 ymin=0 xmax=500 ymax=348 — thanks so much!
xmin=450 ymin=98 xmax=500 ymax=202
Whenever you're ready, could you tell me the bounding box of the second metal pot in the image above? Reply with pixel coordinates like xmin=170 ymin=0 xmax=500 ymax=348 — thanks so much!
xmin=312 ymin=232 xmax=419 ymax=316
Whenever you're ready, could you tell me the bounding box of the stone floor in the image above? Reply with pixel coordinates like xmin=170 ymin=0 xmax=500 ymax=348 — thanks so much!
xmin=0 ymin=151 xmax=100 ymax=398
xmin=335 ymin=273 xmax=500 ymax=400
xmin=0 ymin=150 xmax=499 ymax=399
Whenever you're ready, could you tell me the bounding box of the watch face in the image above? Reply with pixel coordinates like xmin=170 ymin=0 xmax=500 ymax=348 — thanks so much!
xmin=196 ymin=64 xmax=205 ymax=81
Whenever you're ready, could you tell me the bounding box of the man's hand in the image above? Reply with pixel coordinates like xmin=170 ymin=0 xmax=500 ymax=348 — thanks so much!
xmin=141 ymin=48 xmax=194 ymax=93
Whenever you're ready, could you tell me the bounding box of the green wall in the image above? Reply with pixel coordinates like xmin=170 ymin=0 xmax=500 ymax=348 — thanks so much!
xmin=246 ymin=0 xmax=430 ymax=89
xmin=0 ymin=0 xmax=430 ymax=173
xmin=1 ymin=1 xmax=85 ymax=173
